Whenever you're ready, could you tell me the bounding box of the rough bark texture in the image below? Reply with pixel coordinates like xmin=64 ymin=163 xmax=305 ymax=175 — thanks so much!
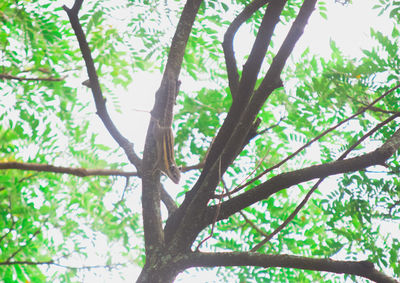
xmin=64 ymin=0 xmax=400 ymax=282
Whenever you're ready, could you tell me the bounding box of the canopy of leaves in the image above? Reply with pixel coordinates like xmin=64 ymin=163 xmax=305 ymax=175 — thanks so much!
xmin=1 ymin=0 xmax=400 ymax=282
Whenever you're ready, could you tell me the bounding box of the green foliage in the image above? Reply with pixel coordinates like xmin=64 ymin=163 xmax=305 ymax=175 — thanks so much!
xmin=0 ymin=0 xmax=142 ymax=281
xmin=1 ymin=0 xmax=400 ymax=282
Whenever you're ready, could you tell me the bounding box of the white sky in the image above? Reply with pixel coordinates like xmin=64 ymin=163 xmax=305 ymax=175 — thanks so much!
xmin=45 ymin=0 xmax=394 ymax=282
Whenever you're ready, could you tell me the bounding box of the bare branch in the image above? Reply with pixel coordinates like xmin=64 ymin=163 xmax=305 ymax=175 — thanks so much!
xmin=237 ymin=0 xmax=286 ymax=103
xmin=185 ymin=252 xmax=399 ymax=283
xmin=0 ymin=73 xmax=65 ymax=82
xmin=63 ymin=2 xmax=142 ymax=170
xmin=0 ymin=161 xmax=138 ymax=177
xmin=206 ymin=0 xmax=318 ymax=198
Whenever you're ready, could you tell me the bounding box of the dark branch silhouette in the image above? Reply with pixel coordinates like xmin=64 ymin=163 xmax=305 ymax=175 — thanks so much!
xmin=185 ymin=252 xmax=399 ymax=283
xmin=0 ymin=161 xmax=138 ymax=177
xmin=223 ymin=0 xmax=270 ymax=98
xmin=63 ymin=2 xmax=142 ymax=170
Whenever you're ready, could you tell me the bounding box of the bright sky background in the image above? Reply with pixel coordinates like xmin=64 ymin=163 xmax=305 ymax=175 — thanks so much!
xmin=48 ymin=0 xmax=394 ymax=282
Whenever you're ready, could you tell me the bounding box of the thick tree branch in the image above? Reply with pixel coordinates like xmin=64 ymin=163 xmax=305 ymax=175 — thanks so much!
xmin=209 ymin=0 xmax=317 ymax=197
xmin=248 ymin=111 xmax=400 ymax=251
xmin=0 ymin=73 xmax=65 ymax=82
xmin=0 ymin=161 xmax=138 ymax=177
xmin=201 ymin=0 xmax=286 ymax=179
xmin=206 ymin=127 xmax=400 ymax=225
xmin=236 ymin=0 xmax=286 ymax=103
xmin=223 ymin=0 xmax=270 ymax=98
xmin=165 ymin=0 xmax=317 ymax=250
xmin=185 ymin=252 xmax=399 ymax=283
xmin=63 ymin=1 xmax=142 ymax=171
xmin=229 ymin=80 xmax=400 ymax=197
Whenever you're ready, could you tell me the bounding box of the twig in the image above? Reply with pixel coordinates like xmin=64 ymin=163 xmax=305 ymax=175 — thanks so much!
xmin=227 ymin=82 xmax=400 ymax=196
xmin=160 ymin=184 xmax=178 ymax=215
xmin=63 ymin=1 xmax=142 ymax=170
xmin=251 ymin=111 xmax=400 ymax=252
xmin=6 ymin=227 xmax=42 ymax=262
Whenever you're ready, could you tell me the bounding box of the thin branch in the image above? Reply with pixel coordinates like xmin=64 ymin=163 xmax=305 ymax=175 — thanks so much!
xmin=346 ymin=93 xmax=399 ymax=115
xmin=250 ymin=178 xmax=323 ymax=252
xmin=181 ymin=162 xmax=204 ymax=172
xmin=240 ymin=209 xmax=269 ymax=238
xmin=251 ymin=112 xmax=400 ymax=251
xmin=257 ymin=115 xmax=285 ymax=136
xmin=389 ymin=200 xmax=400 ymax=216
xmin=229 ymin=82 xmax=400 ymax=196
xmin=225 ymin=176 xmax=269 ymax=238
xmin=0 ymin=160 xmax=202 ymax=179
xmin=1 ymin=160 xmax=180 ymax=215
xmin=0 ymin=260 xmax=54 ymax=266
xmin=0 ymin=260 xmax=125 ymax=270
xmin=195 ymin=159 xmax=224 ymax=251
xmin=6 ymin=227 xmax=41 ymax=262
xmin=214 ymin=118 xmax=284 ymax=199
xmin=185 ymin=252 xmax=399 ymax=283
xmin=0 ymin=202 xmax=16 ymax=244
xmin=160 ymin=184 xmax=178 ymax=215
xmin=63 ymin=2 xmax=142 ymax=170
xmin=0 ymin=161 xmax=138 ymax=177
xmin=208 ymin=0 xmax=318 ymax=200
xmin=0 ymin=73 xmax=65 ymax=82
xmin=51 ymin=262 xmax=125 ymax=270
xmin=205 ymin=126 xmax=400 ymax=226
xmin=223 ymin=0 xmax=270 ymax=98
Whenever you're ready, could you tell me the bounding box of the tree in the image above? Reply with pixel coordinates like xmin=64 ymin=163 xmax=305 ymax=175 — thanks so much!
xmin=1 ymin=0 xmax=400 ymax=282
